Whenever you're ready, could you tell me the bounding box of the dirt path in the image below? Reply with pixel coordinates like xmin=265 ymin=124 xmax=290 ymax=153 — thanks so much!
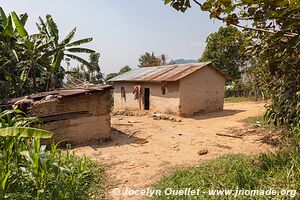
xmin=74 ymin=101 xmax=274 ymax=200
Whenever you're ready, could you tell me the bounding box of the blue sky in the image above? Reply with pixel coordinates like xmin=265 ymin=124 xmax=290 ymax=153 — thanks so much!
xmin=1 ymin=0 xmax=224 ymax=74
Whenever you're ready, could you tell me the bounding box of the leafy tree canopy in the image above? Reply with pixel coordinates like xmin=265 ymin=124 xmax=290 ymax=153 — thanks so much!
xmin=200 ymin=26 xmax=245 ymax=80
xmin=119 ymin=65 xmax=132 ymax=74
xmin=138 ymin=52 xmax=169 ymax=67
xmin=105 ymin=65 xmax=132 ymax=83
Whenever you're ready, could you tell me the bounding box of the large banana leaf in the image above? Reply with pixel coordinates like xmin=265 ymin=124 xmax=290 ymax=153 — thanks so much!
xmin=65 ymin=53 xmax=94 ymax=69
xmin=19 ymin=13 xmax=28 ymax=26
xmin=36 ymin=37 xmax=54 ymax=50
xmin=11 ymin=12 xmax=28 ymax=37
xmin=61 ymin=27 xmax=76 ymax=46
xmin=66 ymin=47 xmax=95 ymax=53
xmin=0 ymin=109 xmax=25 ymax=117
xmin=0 ymin=127 xmax=53 ymax=138
xmin=46 ymin=14 xmax=59 ymax=43
xmin=3 ymin=16 xmax=13 ymax=37
xmin=51 ymin=51 xmax=64 ymax=72
xmin=66 ymin=38 xmax=93 ymax=47
xmin=20 ymin=67 xmax=29 ymax=83
xmin=37 ymin=17 xmax=50 ymax=37
xmin=0 ymin=7 xmax=7 ymax=27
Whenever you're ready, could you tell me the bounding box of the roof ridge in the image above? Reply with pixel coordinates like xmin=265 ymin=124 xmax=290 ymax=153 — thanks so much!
xmin=108 ymin=61 xmax=228 ymax=82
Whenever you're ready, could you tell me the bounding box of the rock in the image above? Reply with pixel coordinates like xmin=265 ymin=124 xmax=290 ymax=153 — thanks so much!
xmin=247 ymin=129 xmax=256 ymax=133
xmin=197 ymin=149 xmax=208 ymax=155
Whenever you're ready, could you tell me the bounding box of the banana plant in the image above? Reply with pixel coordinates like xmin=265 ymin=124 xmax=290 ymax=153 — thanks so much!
xmin=11 ymin=12 xmax=54 ymax=93
xmin=0 ymin=110 xmax=53 ymax=199
xmin=36 ymin=15 xmax=95 ymax=91
xmin=0 ymin=8 xmax=23 ymax=97
xmin=16 ymin=34 xmax=54 ymax=92
xmin=0 ymin=109 xmax=53 ymax=138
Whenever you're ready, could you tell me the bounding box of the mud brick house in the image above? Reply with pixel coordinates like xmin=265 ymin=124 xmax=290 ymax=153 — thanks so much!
xmin=10 ymin=85 xmax=113 ymax=144
xmin=109 ymin=62 xmax=228 ymax=116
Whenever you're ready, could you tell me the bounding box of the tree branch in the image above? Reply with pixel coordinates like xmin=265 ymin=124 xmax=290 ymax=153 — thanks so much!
xmin=234 ymin=23 xmax=297 ymax=37
xmin=190 ymin=0 xmax=298 ymax=37
xmin=192 ymin=0 xmax=202 ymax=7
xmin=214 ymin=15 xmax=298 ymax=38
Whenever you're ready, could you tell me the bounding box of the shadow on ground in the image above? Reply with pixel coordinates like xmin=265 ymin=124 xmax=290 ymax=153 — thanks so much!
xmin=191 ymin=109 xmax=246 ymax=120
xmin=95 ymin=128 xmax=143 ymax=148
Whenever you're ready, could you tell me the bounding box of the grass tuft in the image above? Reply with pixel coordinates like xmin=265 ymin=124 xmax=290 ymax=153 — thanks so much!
xmin=224 ymin=97 xmax=249 ymax=103
xmin=153 ymin=151 xmax=299 ymax=199
xmin=241 ymin=115 xmax=274 ymax=129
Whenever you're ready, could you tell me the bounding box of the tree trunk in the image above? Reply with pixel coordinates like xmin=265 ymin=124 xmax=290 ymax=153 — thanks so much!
xmin=46 ymin=73 xmax=52 ymax=92
xmin=31 ymin=62 xmax=37 ymax=93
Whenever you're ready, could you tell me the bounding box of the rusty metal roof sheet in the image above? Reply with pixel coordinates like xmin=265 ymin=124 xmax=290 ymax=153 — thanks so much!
xmin=9 ymin=85 xmax=113 ymax=104
xmin=109 ymin=62 xmax=227 ymax=82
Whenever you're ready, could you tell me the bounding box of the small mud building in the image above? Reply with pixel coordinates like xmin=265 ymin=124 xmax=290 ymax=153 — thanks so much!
xmin=109 ymin=62 xmax=227 ymax=116
xmin=10 ymin=85 xmax=112 ymax=144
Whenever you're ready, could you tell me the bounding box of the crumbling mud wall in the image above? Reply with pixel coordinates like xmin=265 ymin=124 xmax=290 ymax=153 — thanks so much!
xmin=29 ymin=90 xmax=111 ymax=145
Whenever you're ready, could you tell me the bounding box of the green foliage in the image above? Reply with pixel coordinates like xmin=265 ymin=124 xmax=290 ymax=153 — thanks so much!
xmin=36 ymin=14 xmax=95 ymax=90
xmin=138 ymin=52 xmax=167 ymax=67
xmin=225 ymin=80 xmax=265 ymax=99
xmin=0 ymin=7 xmax=96 ymax=104
xmin=153 ymin=151 xmax=300 ymax=199
xmin=200 ymin=26 xmax=245 ymax=80
xmin=241 ymin=115 xmax=270 ymax=128
xmin=224 ymin=97 xmax=248 ymax=103
xmin=118 ymin=65 xmax=131 ymax=74
xmin=88 ymin=52 xmax=103 ymax=84
xmin=153 ymin=155 xmax=263 ymax=200
xmin=0 ymin=110 xmax=105 ymax=199
xmin=105 ymin=65 xmax=132 ymax=83
xmin=105 ymin=73 xmax=118 ymax=83
xmin=66 ymin=52 xmax=104 ymax=85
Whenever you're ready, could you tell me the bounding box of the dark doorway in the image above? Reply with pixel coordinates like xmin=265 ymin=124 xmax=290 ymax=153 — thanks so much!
xmin=144 ymin=88 xmax=150 ymax=110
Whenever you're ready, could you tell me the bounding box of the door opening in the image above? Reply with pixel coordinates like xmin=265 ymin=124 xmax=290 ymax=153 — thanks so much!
xmin=144 ymin=88 xmax=150 ymax=110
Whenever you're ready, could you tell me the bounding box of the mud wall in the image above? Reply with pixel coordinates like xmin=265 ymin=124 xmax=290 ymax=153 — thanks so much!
xmin=113 ymin=81 xmax=180 ymax=114
xmin=179 ymin=65 xmax=225 ymax=116
xmin=29 ymin=90 xmax=111 ymax=144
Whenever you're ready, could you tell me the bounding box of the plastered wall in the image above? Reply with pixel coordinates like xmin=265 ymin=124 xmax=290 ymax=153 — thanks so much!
xmin=113 ymin=81 xmax=180 ymax=114
xmin=179 ymin=66 xmax=225 ymax=116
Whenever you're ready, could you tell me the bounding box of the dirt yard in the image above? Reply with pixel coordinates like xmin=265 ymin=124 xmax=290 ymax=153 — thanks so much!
xmin=73 ymin=101 xmax=274 ymax=200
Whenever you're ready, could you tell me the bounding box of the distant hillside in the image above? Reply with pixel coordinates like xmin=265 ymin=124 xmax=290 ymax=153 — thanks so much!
xmin=173 ymin=59 xmax=198 ymax=64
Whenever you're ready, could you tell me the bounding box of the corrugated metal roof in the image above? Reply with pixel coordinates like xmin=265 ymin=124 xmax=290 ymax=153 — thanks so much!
xmin=109 ymin=62 xmax=227 ymax=82
xmin=9 ymin=85 xmax=112 ymax=104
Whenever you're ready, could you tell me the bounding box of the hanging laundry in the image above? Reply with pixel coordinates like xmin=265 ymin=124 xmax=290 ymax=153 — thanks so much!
xmin=133 ymin=85 xmax=141 ymax=100
xmin=121 ymin=87 xmax=126 ymax=98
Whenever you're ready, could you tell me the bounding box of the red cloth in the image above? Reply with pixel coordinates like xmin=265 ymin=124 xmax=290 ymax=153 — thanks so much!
xmin=121 ymin=87 xmax=126 ymax=98
xmin=133 ymin=85 xmax=141 ymax=100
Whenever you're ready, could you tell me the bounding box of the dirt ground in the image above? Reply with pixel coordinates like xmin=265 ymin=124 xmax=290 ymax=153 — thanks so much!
xmin=73 ymin=101 xmax=274 ymax=200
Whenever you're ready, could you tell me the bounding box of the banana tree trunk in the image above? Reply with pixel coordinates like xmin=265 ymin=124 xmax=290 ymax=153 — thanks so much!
xmin=45 ymin=73 xmax=52 ymax=92
xmin=31 ymin=62 xmax=37 ymax=93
